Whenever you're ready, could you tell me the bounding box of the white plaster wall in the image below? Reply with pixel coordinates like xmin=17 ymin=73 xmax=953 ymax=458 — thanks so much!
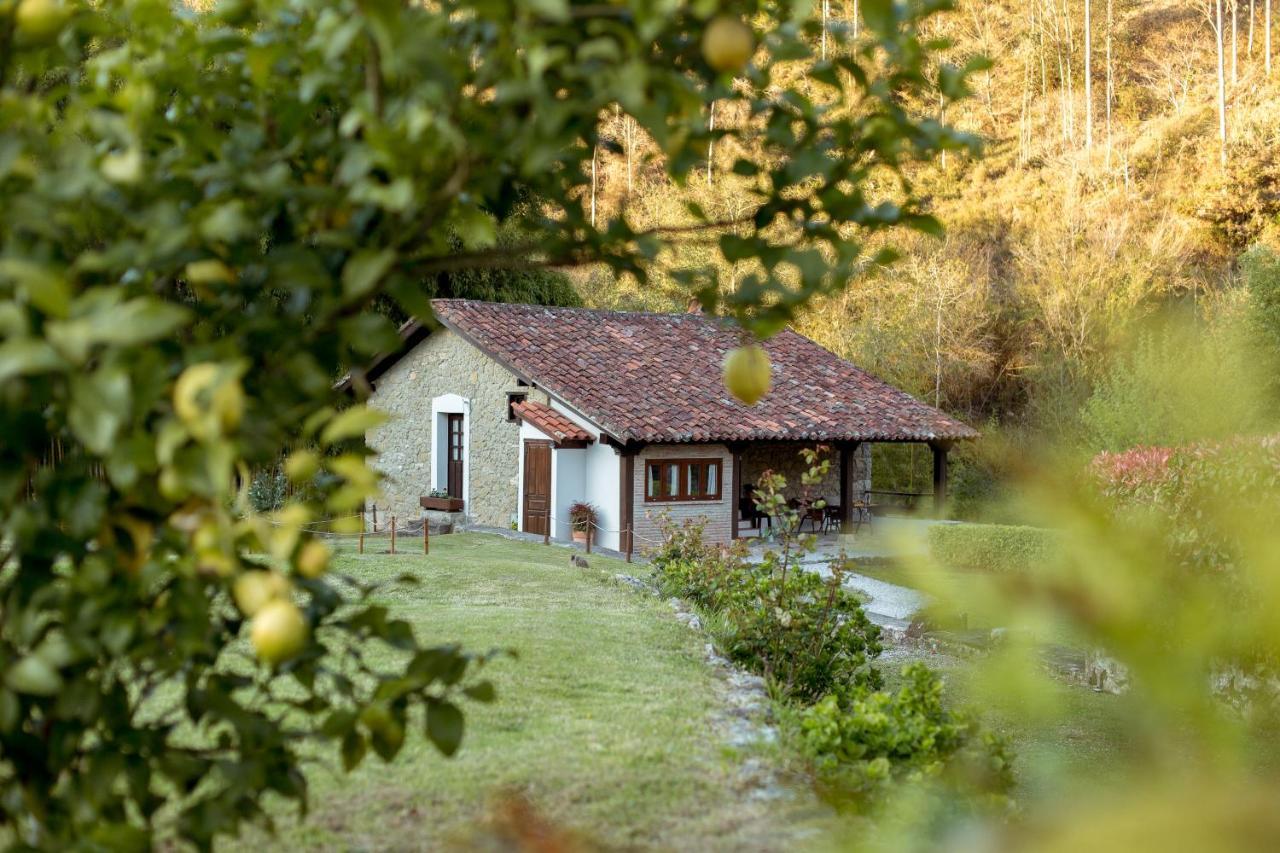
xmin=551 ymin=400 xmax=621 ymax=551
xmin=552 ymin=448 xmax=586 ymax=542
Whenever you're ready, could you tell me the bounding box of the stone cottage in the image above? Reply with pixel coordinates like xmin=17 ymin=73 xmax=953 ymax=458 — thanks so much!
xmin=353 ymin=300 xmax=977 ymax=551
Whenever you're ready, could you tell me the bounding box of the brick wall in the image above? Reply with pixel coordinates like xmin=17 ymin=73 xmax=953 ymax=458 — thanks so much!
xmin=633 ymin=443 xmax=734 ymax=547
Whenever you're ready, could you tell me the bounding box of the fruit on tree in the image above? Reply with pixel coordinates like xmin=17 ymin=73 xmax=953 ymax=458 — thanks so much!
xmin=173 ymin=362 xmax=245 ymax=437
xmin=233 ymin=570 xmax=291 ymax=616
xmin=723 ymin=344 xmax=772 ymax=405
xmin=13 ymin=0 xmax=72 ymax=47
xmin=701 ymin=15 xmax=754 ymax=74
xmin=295 ymin=540 xmax=330 ymax=579
xmin=250 ymin=599 xmax=308 ymax=665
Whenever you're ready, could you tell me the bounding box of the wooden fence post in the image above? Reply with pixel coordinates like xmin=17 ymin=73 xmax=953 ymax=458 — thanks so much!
xmin=359 ymin=508 xmax=365 ymax=554
xmin=543 ymin=508 xmax=550 ymax=546
xmin=423 ymin=520 xmax=429 ymax=555
xmin=390 ymin=515 xmax=396 ymax=554
xmin=371 ymin=504 xmax=378 ymax=532
xmin=625 ymin=522 xmax=633 ymax=563
xmin=585 ymin=525 xmax=591 ymax=554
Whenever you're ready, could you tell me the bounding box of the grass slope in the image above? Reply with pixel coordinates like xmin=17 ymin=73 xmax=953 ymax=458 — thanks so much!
xmin=245 ymin=533 xmax=827 ymax=850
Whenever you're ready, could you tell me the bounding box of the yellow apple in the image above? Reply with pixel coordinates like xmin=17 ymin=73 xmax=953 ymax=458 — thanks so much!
xmin=233 ymin=570 xmax=291 ymax=616
xmin=723 ymin=344 xmax=772 ymax=405
xmin=250 ymin=599 xmax=308 ymax=665
xmin=173 ymin=362 xmax=244 ymax=437
xmin=295 ymin=540 xmax=330 ymax=579
xmin=14 ymin=0 xmax=72 ymax=48
xmin=702 ymin=16 xmax=754 ymax=74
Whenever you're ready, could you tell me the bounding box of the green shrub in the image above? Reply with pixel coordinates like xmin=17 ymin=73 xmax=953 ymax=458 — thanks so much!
xmin=794 ymin=663 xmax=1014 ymax=804
xmin=927 ymin=523 xmax=1058 ymax=573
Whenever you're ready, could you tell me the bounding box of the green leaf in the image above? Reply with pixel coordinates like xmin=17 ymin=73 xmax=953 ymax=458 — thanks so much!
xmin=0 ymin=259 xmax=71 ymax=317
xmin=341 ymin=730 xmax=367 ymax=771
xmin=341 ymin=249 xmax=397 ymax=300
xmin=426 ymin=701 xmax=464 ymax=756
xmin=69 ymin=367 xmax=133 ymax=456
xmin=520 ymin=0 xmax=569 ymax=23
xmin=47 ymin=298 xmax=190 ymax=362
xmin=320 ymin=405 xmax=389 ymax=445
xmin=0 ymin=338 xmax=66 ymax=384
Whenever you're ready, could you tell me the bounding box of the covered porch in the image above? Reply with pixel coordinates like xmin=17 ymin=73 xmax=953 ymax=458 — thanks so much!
xmin=728 ymin=439 xmax=955 ymax=541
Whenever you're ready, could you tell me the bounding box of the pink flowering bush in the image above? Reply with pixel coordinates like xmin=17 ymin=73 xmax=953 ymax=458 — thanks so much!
xmin=1092 ymin=437 xmax=1280 ymax=571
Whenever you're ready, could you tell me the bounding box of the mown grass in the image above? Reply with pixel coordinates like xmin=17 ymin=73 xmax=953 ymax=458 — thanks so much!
xmin=231 ymin=533 xmax=833 ymax=850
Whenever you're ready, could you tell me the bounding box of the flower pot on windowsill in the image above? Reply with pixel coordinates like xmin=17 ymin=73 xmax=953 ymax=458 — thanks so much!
xmin=420 ymin=495 xmax=465 ymax=512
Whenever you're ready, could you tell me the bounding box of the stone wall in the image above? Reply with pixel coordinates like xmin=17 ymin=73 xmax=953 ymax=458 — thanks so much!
xmin=633 ymin=443 xmax=735 ymax=547
xmin=739 ymin=442 xmax=871 ymax=505
xmin=366 ymin=328 xmax=547 ymax=528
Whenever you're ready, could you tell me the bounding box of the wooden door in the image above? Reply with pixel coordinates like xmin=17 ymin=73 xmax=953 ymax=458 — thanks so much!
xmin=522 ymin=440 xmax=552 ymax=535
xmin=446 ymin=414 xmax=464 ymax=499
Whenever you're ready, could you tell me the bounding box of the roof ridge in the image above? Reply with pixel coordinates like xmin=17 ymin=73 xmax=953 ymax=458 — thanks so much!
xmin=431 ymin=298 xmax=736 ymax=324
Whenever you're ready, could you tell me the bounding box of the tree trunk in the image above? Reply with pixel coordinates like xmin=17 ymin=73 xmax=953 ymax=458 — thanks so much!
xmin=1232 ymin=0 xmax=1239 ymax=84
xmin=1249 ymin=0 xmax=1256 ymax=55
xmin=590 ymin=142 xmax=598 ymax=225
xmin=1268 ymin=0 xmax=1273 ymax=75
xmin=1105 ymin=0 xmax=1114 ymax=167
xmin=624 ymin=117 xmax=634 ymax=197
xmin=853 ymin=0 xmax=859 ymax=39
xmin=1215 ymin=0 xmax=1228 ymax=165
xmin=1084 ymin=0 xmax=1093 ymax=149
xmin=706 ymin=101 xmax=715 ymax=185
xmin=821 ymin=0 xmax=829 ymax=60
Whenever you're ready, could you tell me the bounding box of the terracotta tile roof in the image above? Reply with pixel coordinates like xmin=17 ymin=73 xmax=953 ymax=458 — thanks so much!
xmin=430 ymin=300 xmax=978 ymax=445
xmin=511 ymin=400 xmax=593 ymax=445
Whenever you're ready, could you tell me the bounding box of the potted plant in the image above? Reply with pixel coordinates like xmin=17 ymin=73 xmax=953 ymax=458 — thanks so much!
xmin=419 ymin=488 xmax=464 ymax=512
xmin=568 ymin=501 xmax=598 ymax=545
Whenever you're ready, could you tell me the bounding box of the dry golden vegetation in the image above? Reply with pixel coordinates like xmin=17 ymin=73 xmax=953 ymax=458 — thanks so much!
xmin=571 ymin=0 xmax=1280 ymax=448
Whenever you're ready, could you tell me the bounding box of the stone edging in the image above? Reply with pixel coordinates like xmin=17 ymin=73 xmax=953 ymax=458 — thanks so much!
xmin=611 ymin=573 xmax=792 ymax=803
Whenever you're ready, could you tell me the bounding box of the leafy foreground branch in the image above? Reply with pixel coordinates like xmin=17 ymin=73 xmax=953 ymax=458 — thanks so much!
xmin=648 ymin=449 xmax=1013 ymax=810
xmin=0 ymin=0 xmax=977 ymax=847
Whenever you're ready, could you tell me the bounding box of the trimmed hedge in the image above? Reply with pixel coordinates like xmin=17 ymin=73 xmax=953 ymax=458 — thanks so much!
xmin=927 ymin=523 xmax=1058 ymax=573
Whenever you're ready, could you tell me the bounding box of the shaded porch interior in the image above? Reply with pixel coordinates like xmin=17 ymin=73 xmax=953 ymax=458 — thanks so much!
xmin=729 ymin=440 xmax=954 ymax=540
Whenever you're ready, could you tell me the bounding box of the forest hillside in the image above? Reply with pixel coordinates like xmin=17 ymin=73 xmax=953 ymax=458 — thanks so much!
xmin=568 ymin=0 xmax=1280 ymax=499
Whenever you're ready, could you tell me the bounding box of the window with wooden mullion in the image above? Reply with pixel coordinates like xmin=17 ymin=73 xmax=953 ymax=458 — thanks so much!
xmin=645 ymin=458 xmax=722 ymax=502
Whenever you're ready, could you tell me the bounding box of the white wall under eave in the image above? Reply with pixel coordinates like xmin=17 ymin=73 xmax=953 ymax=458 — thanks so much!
xmin=549 ymin=400 xmax=621 ymax=552
xmin=552 ymin=447 xmax=585 ymax=542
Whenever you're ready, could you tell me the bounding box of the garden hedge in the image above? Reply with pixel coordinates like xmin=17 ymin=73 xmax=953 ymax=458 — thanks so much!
xmin=926 ymin=523 xmax=1058 ymax=574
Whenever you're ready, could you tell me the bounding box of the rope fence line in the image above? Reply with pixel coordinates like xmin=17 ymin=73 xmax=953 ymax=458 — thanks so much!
xmin=263 ymin=505 xmax=674 ymax=562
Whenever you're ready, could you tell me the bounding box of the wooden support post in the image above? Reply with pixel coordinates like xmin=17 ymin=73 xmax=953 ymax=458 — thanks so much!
xmin=931 ymin=442 xmax=951 ymax=518
xmin=423 ymin=520 xmax=429 ymax=555
xmin=728 ymin=443 xmax=743 ymax=540
xmin=390 ymin=515 xmax=397 ymax=554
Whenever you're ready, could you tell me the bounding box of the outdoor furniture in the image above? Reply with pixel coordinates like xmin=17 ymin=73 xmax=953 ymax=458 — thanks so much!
xmin=739 ymin=488 xmax=770 ymax=530
xmin=822 ymin=505 xmax=842 ymax=533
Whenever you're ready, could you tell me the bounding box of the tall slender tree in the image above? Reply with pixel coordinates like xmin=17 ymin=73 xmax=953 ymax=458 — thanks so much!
xmin=1106 ymin=0 xmax=1114 ymax=167
xmin=1215 ymin=0 xmax=1229 ymax=165
xmin=1232 ymin=0 xmax=1239 ymax=84
xmin=1085 ymin=0 xmax=1093 ymax=149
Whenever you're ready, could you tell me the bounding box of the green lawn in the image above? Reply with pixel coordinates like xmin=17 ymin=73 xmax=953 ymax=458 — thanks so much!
xmin=237 ymin=533 xmax=831 ymax=850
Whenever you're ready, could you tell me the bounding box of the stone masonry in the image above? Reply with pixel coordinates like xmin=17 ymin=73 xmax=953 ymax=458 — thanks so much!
xmin=366 ymin=328 xmax=547 ymax=528
xmin=739 ymin=442 xmax=871 ymax=505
